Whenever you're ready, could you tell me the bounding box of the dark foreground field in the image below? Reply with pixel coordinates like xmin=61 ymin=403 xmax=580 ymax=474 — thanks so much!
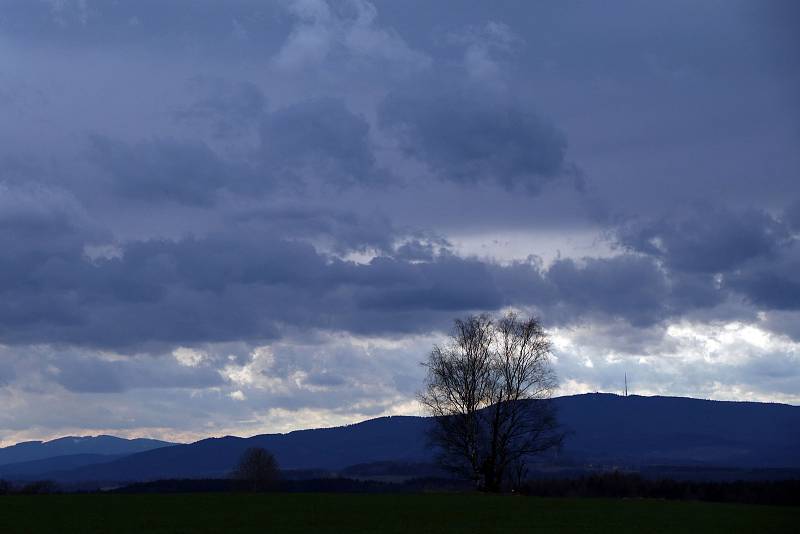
xmin=0 ymin=493 xmax=797 ymax=533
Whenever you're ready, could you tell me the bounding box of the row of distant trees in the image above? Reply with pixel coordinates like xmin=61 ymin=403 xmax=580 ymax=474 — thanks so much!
xmin=519 ymin=472 xmax=800 ymax=506
xmin=0 ymin=479 xmax=58 ymax=495
xmin=0 ymin=449 xmax=280 ymax=495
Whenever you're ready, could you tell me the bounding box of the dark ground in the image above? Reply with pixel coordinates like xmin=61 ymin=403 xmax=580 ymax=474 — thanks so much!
xmin=0 ymin=493 xmax=797 ymax=534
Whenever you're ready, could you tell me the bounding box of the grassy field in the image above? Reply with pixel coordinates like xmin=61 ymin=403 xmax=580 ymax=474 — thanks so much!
xmin=0 ymin=493 xmax=797 ymax=533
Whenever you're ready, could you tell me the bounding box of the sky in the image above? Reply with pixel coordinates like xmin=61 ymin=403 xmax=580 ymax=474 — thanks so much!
xmin=0 ymin=0 xmax=798 ymax=446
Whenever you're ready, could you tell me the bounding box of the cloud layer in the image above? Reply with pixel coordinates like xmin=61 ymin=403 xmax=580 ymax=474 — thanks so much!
xmin=0 ymin=0 xmax=798 ymax=444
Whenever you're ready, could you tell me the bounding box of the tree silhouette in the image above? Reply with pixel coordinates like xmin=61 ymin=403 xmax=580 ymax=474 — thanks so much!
xmin=419 ymin=312 xmax=563 ymax=492
xmin=231 ymin=447 xmax=280 ymax=491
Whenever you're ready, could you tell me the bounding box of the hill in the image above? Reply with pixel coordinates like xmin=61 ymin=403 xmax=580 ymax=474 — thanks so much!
xmin=0 ymin=435 xmax=175 ymax=466
xmin=556 ymin=394 xmax=799 ymax=467
xmin=5 ymin=394 xmax=798 ymax=485
xmin=40 ymin=416 xmax=430 ymax=482
xmin=0 ymin=454 xmax=125 ymax=479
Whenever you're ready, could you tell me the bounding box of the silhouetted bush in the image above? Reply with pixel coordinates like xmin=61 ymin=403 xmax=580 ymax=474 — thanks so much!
xmin=231 ymin=447 xmax=280 ymax=492
xmin=0 ymin=479 xmax=11 ymax=495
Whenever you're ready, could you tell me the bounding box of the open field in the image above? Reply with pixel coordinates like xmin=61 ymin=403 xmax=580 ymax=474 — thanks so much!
xmin=0 ymin=493 xmax=797 ymax=533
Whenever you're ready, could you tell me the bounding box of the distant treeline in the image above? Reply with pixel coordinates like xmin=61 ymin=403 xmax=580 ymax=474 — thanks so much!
xmin=0 ymin=479 xmax=59 ymax=495
xmin=3 ymin=474 xmax=798 ymax=506
xmin=112 ymin=477 xmax=470 ymax=494
xmin=520 ymin=472 xmax=800 ymax=506
xmin=0 ymin=477 xmax=470 ymax=495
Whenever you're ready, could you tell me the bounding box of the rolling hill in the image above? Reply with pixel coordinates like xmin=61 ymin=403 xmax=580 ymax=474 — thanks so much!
xmin=0 ymin=435 xmax=175 ymax=466
xmin=3 ymin=394 xmax=798 ymax=485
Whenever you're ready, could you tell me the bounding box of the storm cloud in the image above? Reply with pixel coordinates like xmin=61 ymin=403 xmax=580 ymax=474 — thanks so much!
xmin=0 ymin=0 xmax=797 ymax=444
xmin=379 ymin=88 xmax=570 ymax=192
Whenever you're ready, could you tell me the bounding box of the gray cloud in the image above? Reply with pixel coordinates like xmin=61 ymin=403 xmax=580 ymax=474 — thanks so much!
xmin=379 ymin=88 xmax=570 ymax=193
xmin=0 ymin=358 xmax=15 ymax=387
xmin=260 ymin=98 xmax=386 ymax=189
xmin=617 ymin=205 xmax=800 ymax=320
xmin=761 ymin=310 xmax=800 ymax=342
xmin=48 ymin=354 xmax=225 ymax=394
xmin=618 ymin=205 xmax=789 ymax=274
xmin=235 ymin=204 xmax=397 ymax=255
xmin=0 ymin=192 xmax=743 ymax=350
xmin=393 ymin=239 xmax=440 ymax=262
xmin=88 ymin=135 xmax=230 ymax=206
xmin=546 ymin=256 xmax=670 ymax=327
xmin=0 ymin=0 xmax=291 ymax=54
xmin=176 ymin=78 xmax=267 ymax=139
xmin=786 ymin=201 xmax=800 ymax=231
xmin=0 ymin=0 xmax=798 ymax=441
xmin=84 ymin=97 xmax=386 ymax=208
xmin=726 ymin=242 xmax=800 ymax=311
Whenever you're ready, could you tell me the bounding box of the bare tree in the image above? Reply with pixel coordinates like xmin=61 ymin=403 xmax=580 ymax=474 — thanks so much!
xmin=419 ymin=312 xmax=563 ymax=492
xmin=231 ymin=447 xmax=280 ymax=491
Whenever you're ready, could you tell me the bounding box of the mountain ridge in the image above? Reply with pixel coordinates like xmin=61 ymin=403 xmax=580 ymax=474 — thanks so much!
xmin=0 ymin=435 xmax=176 ymax=466
xmin=2 ymin=394 xmax=798 ymax=485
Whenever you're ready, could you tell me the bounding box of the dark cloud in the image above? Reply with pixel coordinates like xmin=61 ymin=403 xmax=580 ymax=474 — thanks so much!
xmin=48 ymin=355 xmax=224 ymax=394
xmin=494 ymin=254 xmax=727 ymax=329
xmin=0 ymin=193 xmax=431 ymax=347
xmin=88 ymin=135 xmax=230 ymax=206
xmin=393 ymin=239 xmax=439 ymax=262
xmin=725 ymin=243 xmax=800 ymax=311
xmin=0 ymin=185 xmax=106 ymax=311
xmin=0 ymin=192 xmax=736 ymax=349
xmin=667 ymin=271 xmax=726 ymax=312
xmin=235 ymin=204 xmax=397 ymax=255
xmin=2 ymin=183 xmax=792 ymax=353
xmin=761 ymin=311 xmax=800 ymax=342
xmin=545 ymin=256 xmax=670 ymax=327
xmin=1 ymin=0 xmax=799 ymax=439
xmin=0 ymin=193 xmax=523 ymax=347
xmin=618 ymin=206 xmax=788 ymax=274
xmin=354 ymin=254 xmax=503 ymax=313
xmin=176 ymin=78 xmax=266 ymax=139
xmin=0 ymin=358 xmax=15 ymax=387
xmin=0 ymin=0 xmax=291 ymax=53
xmin=260 ymin=98 xmax=386 ymax=189
xmin=379 ymin=88 xmax=569 ymax=193
xmin=616 ymin=206 xmax=800 ymax=317
xmin=786 ymin=201 xmax=800 ymax=231
xmin=85 ymin=97 xmax=386 ymax=208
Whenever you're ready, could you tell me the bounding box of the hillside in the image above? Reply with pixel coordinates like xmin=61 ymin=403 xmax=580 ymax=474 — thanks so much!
xmin=4 ymin=394 xmax=798 ymax=484
xmin=0 ymin=435 xmax=175 ymax=466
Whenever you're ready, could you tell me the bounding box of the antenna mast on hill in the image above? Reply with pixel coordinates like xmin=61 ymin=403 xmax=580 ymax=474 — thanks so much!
xmin=624 ymin=373 xmax=628 ymax=397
